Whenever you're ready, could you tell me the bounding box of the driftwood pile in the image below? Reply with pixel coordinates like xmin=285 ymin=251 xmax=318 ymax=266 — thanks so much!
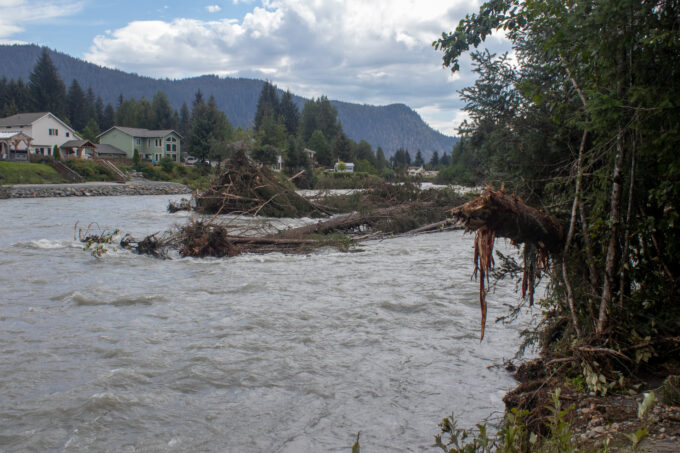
xmin=194 ymin=151 xmax=326 ymax=218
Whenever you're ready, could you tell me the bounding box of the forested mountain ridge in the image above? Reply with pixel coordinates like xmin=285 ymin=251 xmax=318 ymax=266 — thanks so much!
xmin=0 ymin=44 xmax=457 ymax=157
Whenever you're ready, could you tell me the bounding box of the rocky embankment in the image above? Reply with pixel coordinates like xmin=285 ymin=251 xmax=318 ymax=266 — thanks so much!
xmin=0 ymin=180 xmax=192 ymax=199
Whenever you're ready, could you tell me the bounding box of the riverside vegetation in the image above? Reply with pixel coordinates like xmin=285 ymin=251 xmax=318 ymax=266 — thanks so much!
xmin=427 ymin=0 xmax=680 ymax=451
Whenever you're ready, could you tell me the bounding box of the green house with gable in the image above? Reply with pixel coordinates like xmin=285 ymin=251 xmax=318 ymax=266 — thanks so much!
xmin=97 ymin=126 xmax=182 ymax=163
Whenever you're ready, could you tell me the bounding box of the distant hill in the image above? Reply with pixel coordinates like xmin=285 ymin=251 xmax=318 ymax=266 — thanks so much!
xmin=0 ymin=44 xmax=457 ymax=158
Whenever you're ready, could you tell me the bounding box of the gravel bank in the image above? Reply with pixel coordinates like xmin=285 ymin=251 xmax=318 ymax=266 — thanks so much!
xmin=0 ymin=180 xmax=192 ymax=199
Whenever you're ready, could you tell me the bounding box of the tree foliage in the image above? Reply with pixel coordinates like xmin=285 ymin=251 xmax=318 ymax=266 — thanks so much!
xmin=28 ymin=48 xmax=66 ymax=117
xmin=435 ymin=0 xmax=680 ymax=348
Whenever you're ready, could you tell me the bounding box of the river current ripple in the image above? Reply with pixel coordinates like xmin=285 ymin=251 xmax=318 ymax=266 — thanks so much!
xmin=0 ymin=195 xmax=534 ymax=452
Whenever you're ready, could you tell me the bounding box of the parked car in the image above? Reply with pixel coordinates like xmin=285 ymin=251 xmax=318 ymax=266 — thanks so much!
xmin=184 ymin=156 xmax=198 ymax=166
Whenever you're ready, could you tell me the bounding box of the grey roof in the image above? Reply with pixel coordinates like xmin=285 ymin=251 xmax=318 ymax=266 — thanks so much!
xmin=108 ymin=126 xmax=182 ymax=139
xmin=0 ymin=112 xmax=49 ymax=128
xmin=95 ymin=143 xmax=127 ymax=156
xmin=61 ymin=139 xmax=97 ymax=148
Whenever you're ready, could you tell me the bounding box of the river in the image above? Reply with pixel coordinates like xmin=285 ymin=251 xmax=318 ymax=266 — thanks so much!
xmin=0 ymin=195 xmax=534 ymax=452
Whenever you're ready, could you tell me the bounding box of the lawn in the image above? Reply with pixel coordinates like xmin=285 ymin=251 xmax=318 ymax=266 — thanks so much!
xmin=0 ymin=161 xmax=68 ymax=184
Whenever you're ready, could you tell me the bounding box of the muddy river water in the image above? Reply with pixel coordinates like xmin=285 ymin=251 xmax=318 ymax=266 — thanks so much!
xmin=0 ymin=195 xmax=535 ymax=452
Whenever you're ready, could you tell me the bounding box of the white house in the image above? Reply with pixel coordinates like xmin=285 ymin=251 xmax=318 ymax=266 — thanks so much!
xmin=333 ymin=161 xmax=354 ymax=173
xmin=0 ymin=112 xmax=82 ymax=157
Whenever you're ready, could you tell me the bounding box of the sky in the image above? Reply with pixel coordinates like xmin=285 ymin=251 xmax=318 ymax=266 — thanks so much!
xmin=0 ymin=0 xmax=512 ymax=136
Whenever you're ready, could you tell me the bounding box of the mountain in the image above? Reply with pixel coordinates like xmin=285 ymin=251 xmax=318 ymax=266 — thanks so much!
xmin=0 ymin=45 xmax=457 ymax=157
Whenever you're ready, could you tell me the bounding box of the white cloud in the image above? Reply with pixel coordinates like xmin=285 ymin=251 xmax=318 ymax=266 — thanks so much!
xmin=84 ymin=0 xmax=509 ymax=135
xmin=0 ymin=0 xmax=84 ymax=39
xmin=206 ymin=5 xmax=221 ymax=13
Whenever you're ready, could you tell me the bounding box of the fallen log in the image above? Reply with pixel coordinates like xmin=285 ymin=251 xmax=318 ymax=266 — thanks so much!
xmin=404 ymin=218 xmax=464 ymax=235
xmin=278 ymin=202 xmax=428 ymax=238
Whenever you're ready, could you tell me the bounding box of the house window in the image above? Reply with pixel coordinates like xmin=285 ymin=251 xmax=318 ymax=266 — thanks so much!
xmin=172 ymin=144 xmax=177 ymax=151
xmin=66 ymin=132 xmax=70 ymax=137
xmin=155 ymin=139 xmax=162 ymax=147
xmin=49 ymin=128 xmax=58 ymax=136
xmin=136 ymin=138 xmax=141 ymax=145
xmin=166 ymin=144 xmax=171 ymax=152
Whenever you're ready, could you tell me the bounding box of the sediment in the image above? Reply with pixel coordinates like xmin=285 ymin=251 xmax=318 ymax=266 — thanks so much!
xmin=0 ymin=180 xmax=192 ymax=199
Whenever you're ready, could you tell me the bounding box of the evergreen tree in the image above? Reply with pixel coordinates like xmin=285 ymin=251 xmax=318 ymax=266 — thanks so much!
xmin=66 ymin=79 xmax=87 ymax=131
xmin=299 ymin=96 xmax=340 ymax=143
xmin=152 ymin=91 xmax=177 ymax=130
xmin=178 ymin=102 xmax=191 ymax=137
xmin=116 ymin=98 xmax=138 ymax=127
xmin=81 ymin=118 xmax=100 ymax=142
xmin=390 ymin=148 xmax=411 ymax=169
xmin=355 ymin=139 xmax=376 ymax=166
xmin=429 ymin=151 xmax=440 ymax=168
xmin=308 ymin=129 xmax=331 ymax=166
xmin=28 ymin=48 xmax=66 ymax=117
xmin=439 ymin=152 xmax=450 ymax=167
xmin=84 ymin=87 xmax=97 ymax=126
xmin=101 ymin=103 xmax=115 ymax=131
xmin=187 ymin=93 xmax=232 ymax=162
xmin=375 ymin=147 xmax=388 ymax=171
xmin=254 ymin=81 xmax=280 ymax=130
xmin=300 ymin=99 xmax=319 ymax=142
xmin=278 ymin=90 xmax=299 ymax=136
xmin=315 ymin=96 xmax=339 ymax=140
xmin=94 ymin=96 xmax=104 ymax=129
xmin=136 ymin=98 xmax=154 ymax=129
xmin=334 ymin=130 xmax=353 ymax=163
xmin=414 ymin=150 xmax=424 ymax=167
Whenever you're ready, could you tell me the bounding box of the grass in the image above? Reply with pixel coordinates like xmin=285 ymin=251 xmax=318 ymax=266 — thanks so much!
xmin=63 ymin=158 xmax=118 ymax=182
xmin=314 ymin=171 xmax=385 ymax=189
xmin=119 ymin=161 xmax=212 ymax=191
xmin=0 ymin=161 xmax=68 ymax=184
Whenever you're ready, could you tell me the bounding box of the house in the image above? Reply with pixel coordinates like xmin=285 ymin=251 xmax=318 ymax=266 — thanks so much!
xmin=407 ymin=165 xmax=425 ymax=177
xmin=333 ymin=161 xmax=354 ymax=173
xmin=0 ymin=112 xmax=81 ymax=158
xmin=98 ymin=126 xmax=182 ymax=163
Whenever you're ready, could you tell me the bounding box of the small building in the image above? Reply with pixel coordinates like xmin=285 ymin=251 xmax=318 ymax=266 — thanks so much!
xmin=61 ymin=139 xmax=97 ymax=159
xmin=98 ymin=126 xmax=182 ymax=163
xmin=0 ymin=112 xmax=81 ymax=157
xmin=333 ymin=161 xmax=354 ymax=173
xmin=303 ymin=148 xmax=316 ymax=163
xmin=0 ymin=131 xmax=33 ymax=161
xmin=407 ymin=165 xmax=425 ymax=177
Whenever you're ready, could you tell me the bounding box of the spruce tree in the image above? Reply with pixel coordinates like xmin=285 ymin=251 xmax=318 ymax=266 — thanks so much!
xmin=152 ymin=91 xmax=177 ymax=130
xmin=278 ymin=90 xmax=299 ymax=136
xmin=254 ymin=81 xmax=279 ymax=130
xmin=414 ymin=150 xmax=424 ymax=167
xmin=101 ymin=103 xmax=115 ymax=131
xmin=28 ymin=48 xmax=66 ymax=117
xmin=66 ymin=79 xmax=87 ymax=131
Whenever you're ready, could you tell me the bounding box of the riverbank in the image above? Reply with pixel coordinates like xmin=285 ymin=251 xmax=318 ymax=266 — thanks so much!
xmin=0 ymin=179 xmax=192 ymax=199
xmin=502 ymin=358 xmax=680 ymax=452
